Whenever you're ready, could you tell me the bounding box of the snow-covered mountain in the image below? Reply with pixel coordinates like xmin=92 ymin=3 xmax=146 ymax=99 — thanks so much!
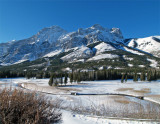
xmin=0 ymin=24 xmax=159 ymax=69
xmin=126 ymin=36 xmax=160 ymax=58
xmin=0 ymin=24 xmax=124 ymax=65
xmin=0 ymin=26 xmax=67 ymax=65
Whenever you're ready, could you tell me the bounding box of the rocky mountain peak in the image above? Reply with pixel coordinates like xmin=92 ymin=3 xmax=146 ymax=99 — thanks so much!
xmin=110 ymin=28 xmax=123 ymax=39
xmin=37 ymin=25 xmax=67 ymax=35
xmin=90 ymin=24 xmax=105 ymax=30
xmin=34 ymin=25 xmax=67 ymax=44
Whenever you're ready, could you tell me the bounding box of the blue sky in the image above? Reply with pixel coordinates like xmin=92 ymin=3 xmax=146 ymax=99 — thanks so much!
xmin=0 ymin=0 xmax=159 ymax=43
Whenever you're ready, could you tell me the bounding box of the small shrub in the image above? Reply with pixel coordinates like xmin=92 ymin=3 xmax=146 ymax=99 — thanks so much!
xmin=0 ymin=88 xmax=62 ymax=124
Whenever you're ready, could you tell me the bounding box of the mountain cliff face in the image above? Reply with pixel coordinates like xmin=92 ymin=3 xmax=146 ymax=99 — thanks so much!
xmin=0 ymin=24 xmax=159 ymax=70
xmin=0 ymin=24 xmax=124 ymax=65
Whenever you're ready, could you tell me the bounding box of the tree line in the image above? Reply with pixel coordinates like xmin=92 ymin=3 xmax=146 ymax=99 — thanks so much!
xmin=48 ymin=69 xmax=160 ymax=86
xmin=0 ymin=69 xmax=160 ymax=86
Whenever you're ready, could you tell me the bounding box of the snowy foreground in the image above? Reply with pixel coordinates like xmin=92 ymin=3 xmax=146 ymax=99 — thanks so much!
xmin=0 ymin=78 xmax=160 ymax=124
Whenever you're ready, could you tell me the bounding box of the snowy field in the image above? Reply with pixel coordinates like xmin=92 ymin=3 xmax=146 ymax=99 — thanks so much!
xmin=0 ymin=78 xmax=160 ymax=124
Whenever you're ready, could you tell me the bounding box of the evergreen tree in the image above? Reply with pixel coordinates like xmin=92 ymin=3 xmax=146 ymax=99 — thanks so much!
xmin=140 ymin=72 xmax=145 ymax=81
xmin=95 ymin=72 xmax=98 ymax=80
xmin=25 ymin=72 xmax=32 ymax=79
xmin=157 ymin=71 xmax=160 ymax=80
xmin=73 ymin=72 xmax=77 ymax=83
xmin=48 ymin=74 xmax=54 ymax=86
xmin=125 ymin=74 xmax=128 ymax=83
xmin=77 ymin=74 xmax=81 ymax=83
xmin=147 ymin=71 xmax=151 ymax=81
xmin=64 ymin=73 xmax=68 ymax=85
xmin=133 ymin=72 xmax=138 ymax=82
xmin=69 ymin=73 xmax=73 ymax=84
xmin=60 ymin=75 xmax=63 ymax=86
xmin=121 ymin=74 xmax=125 ymax=83
xmin=36 ymin=72 xmax=43 ymax=79
xmin=153 ymin=70 xmax=157 ymax=81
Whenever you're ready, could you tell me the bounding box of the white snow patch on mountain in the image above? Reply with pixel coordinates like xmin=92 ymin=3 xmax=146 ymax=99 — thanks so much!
xmin=62 ymin=67 xmax=72 ymax=72
xmin=64 ymin=47 xmax=79 ymax=52
xmin=123 ymin=47 xmax=144 ymax=55
xmin=99 ymin=66 xmax=105 ymax=70
xmin=138 ymin=65 xmax=145 ymax=68
xmin=147 ymin=58 xmax=158 ymax=68
xmin=128 ymin=64 xmax=133 ymax=67
xmin=0 ymin=63 xmax=11 ymax=66
xmin=69 ymin=59 xmax=85 ymax=63
xmin=94 ymin=42 xmax=116 ymax=55
xmin=61 ymin=46 xmax=93 ymax=61
xmin=13 ymin=59 xmax=28 ymax=64
xmin=43 ymin=50 xmax=63 ymax=57
xmin=58 ymin=32 xmax=74 ymax=41
xmin=88 ymin=54 xmax=119 ymax=61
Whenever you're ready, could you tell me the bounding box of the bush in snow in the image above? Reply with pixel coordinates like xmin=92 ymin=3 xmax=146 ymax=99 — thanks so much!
xmin=0 ymin=88 xmax=62 ymax=124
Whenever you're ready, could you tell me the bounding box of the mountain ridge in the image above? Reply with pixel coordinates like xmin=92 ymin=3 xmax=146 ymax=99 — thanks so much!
xmin=0 ymin=24 xmax=159 ymax=71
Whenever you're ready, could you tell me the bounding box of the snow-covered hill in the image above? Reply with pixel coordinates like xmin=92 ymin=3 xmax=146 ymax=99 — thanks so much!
xmin=0 ymin=24 xmax=159 ymax=69
xmin=126 ymin=36 xmax=160 ymax=57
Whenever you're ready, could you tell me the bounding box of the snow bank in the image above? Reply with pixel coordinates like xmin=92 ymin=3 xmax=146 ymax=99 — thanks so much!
xmin=61 ymin=110 xmax=158 ymax=124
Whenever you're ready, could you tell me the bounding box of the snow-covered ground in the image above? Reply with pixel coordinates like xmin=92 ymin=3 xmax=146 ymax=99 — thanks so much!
xmin=0 ymin=78 xmax=160 ymax=123
xmin=60 ymin=110 xmax=157 ymax=124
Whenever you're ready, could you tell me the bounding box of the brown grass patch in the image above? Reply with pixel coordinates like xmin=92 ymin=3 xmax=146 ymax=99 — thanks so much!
xmin=116 ymin=88 xmax=134 ymax=92
xmin=109 ymin=95 xmax=130 ymax=104
xmin=133 ymin=88 xmax=151 ymax=94
xmin=147 ymin=94 xmax=160 ymax=97
xmin=108 ymin=95 xmax=126 ymax=99
xmin=114 ymin=99 xmax=130 ymax=104
xmin=116 ymin=87 xmax=151 ymax=94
